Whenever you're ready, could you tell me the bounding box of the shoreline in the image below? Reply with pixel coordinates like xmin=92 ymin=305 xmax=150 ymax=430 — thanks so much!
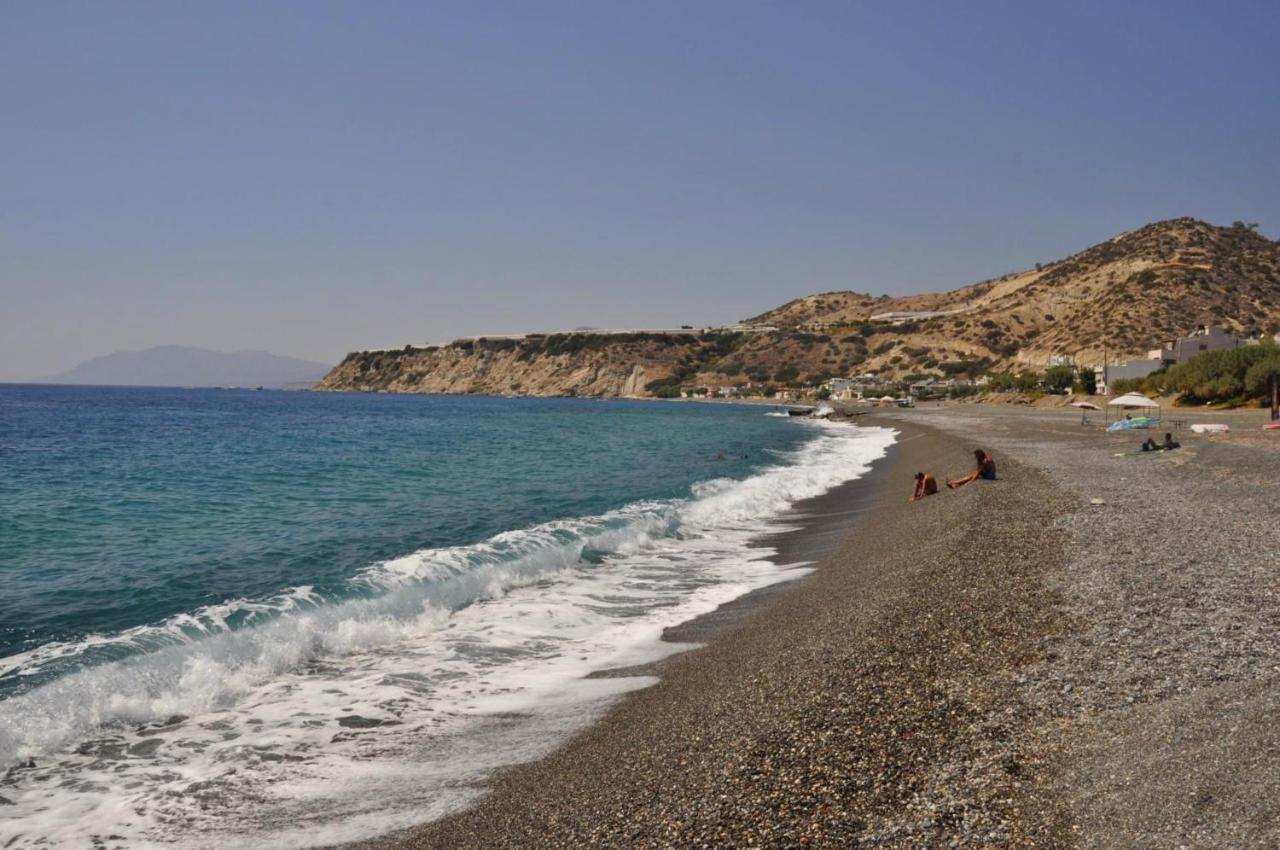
xmin=591 ymin=432 xmax=899 ymax=680
xmin=332 ymin=421 xmax=903 ymax=850
xmin=380 ymin=416 xmax=1079 ymax=848
xmin=348 ymin=405 xmax=1280 ymax=848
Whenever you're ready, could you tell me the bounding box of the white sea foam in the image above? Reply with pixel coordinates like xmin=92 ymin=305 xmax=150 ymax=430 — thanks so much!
xmin=0 ymin=421 xmax=896 ymax=849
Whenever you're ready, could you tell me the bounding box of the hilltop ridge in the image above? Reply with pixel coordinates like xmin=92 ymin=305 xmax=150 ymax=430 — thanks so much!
xmin=316 ymin=218 xmax=1280 ymax=398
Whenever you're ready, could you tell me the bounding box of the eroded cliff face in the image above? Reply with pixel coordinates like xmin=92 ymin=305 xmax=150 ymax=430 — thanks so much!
xmin=314 ymin=334 xmax=709 ymax=397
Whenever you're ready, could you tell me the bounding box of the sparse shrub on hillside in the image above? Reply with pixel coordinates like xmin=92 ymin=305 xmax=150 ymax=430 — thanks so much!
xmin=645 ymin=376 xmax=683 ymax=398
xmin=872 ymin=341 xmax=896 ymax=356
xmin=987 ymin=372 xmax=1015 ymax=391
xmin=939 ymin=360 xmax=988 ymax=378
xmin=703 ymin=332 xmax=749 ymax=357
xmin=774 ymin=365 xmax=800 ymax=383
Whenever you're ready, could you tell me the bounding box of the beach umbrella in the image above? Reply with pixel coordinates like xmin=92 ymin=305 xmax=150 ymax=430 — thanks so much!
xmin=1105 ymin=392 xmax=1161 ymax=425
xmin=1070 ymin=399 xmax=1100 ymax=424
xmin=1107 ymin=393 xmax=1159 ymax=409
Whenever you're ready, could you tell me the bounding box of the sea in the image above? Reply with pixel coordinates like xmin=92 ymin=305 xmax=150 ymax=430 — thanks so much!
xmin=0 ymin=385 xmax=895 ymax=848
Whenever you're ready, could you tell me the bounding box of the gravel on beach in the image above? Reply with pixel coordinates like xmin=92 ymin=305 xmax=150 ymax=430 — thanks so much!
xmin=384 ymin=406 xmax=1280 ymax=849
xmin=901 ymin=405 xmax=1280 ymax=849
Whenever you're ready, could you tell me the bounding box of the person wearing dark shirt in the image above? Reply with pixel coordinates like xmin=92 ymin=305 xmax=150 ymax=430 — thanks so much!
xmin=1141 ymin=433 xmax=1180 ymax=452
xmin=947 ymin=449 xmax=996 ymax=489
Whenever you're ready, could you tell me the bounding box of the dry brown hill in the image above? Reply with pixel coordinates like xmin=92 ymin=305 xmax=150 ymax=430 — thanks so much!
xmin=317 ymin=218 xmax=1280 ymax=397
xmin=736 ymin=217 xmax=1280 ymax=372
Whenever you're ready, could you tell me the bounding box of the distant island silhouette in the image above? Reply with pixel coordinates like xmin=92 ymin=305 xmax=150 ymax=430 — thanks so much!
xmin=39 ymin=345 xmax=333 ymax=388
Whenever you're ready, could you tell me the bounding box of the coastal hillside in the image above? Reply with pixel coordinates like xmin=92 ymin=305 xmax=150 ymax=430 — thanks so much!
xmin=316 ymin=218 xmax=1280 ymax=397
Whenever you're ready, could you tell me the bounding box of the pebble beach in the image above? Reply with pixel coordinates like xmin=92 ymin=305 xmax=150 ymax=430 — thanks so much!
xmin=369 ymin=404 xmax=1280 ymax=849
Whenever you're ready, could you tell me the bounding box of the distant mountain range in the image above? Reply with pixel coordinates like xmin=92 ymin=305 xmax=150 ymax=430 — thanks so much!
xmin=41 ymin=346 xmax=333 ymax=388
xmin=315 ymin=218 xmax=1280 ymax=397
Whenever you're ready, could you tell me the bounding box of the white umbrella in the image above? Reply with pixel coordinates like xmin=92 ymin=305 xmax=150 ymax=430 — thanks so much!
xmin=1107 ymin=393 xmax=1159 ymax=409
xmin=1070 ymin=401 xmax=1101 ymax=410
xmin=1106 ymin=392 xmax=1161 ymax=426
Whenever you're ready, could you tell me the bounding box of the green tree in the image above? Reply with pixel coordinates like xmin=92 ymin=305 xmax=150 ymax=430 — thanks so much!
xmin=1014 ymin=371 xmax=1040 ymax=392
xmin=987 ymin=372 xmax=1015 ymax=391
xmin=1244 ymin=354 xmax=1280 ymax=398
xmin=1044 ymin=365 xmax=1075 ymax=393
xmin=1159 ymin=343 xmax=1279 ymax=404
xmin=1075 ymin=369 xmax=1097 ymax=395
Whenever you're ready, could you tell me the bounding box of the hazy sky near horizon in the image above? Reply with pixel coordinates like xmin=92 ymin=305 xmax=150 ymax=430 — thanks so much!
xmin=4 ymin=1 xmax=1279 ymax=380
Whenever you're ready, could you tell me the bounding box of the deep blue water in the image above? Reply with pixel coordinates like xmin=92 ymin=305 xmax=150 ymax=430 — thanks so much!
xmin=0 ymin=385 xmax=804 ymax=672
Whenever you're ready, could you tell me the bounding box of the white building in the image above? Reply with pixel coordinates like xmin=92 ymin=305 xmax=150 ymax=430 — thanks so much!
xmin=1095 ymin=359 xmax=1163 ymax=395
xmin=1149 ymin=325 xmax=1241 ymax=366
xmin=827 ymin=377 xmax=858 ymax=400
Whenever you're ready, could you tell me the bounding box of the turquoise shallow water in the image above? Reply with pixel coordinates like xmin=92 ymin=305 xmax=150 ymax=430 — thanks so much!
xmin=0 ymin=386 xmax=805 ymax=681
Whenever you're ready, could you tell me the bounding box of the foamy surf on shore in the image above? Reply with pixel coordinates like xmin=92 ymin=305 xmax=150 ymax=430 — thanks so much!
xmin=0 ymin=413 xmax=893 ymax=849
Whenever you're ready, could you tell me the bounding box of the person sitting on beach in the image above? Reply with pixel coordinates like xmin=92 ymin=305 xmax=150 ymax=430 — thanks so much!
xmin=947 ymin=449 xmax=996 ymax=489
xmin=1141 ymin=433 xmax=1180 ymax=452
xmin=911 ymin=471 xmax=938 ymax=501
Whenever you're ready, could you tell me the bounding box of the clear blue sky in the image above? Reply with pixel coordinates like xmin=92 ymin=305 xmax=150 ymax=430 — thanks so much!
xmin=3 ymin=1 xmax=1278 ymax=379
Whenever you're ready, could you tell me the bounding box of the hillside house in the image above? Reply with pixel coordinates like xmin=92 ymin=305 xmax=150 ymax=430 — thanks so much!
xmin=827 ymin=377 xmax=858 ymax=400
xmin=1148 ymin=325 xmax=1242 ymax=366
xmin=908 ymin=378 xmax=941 ymax=398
